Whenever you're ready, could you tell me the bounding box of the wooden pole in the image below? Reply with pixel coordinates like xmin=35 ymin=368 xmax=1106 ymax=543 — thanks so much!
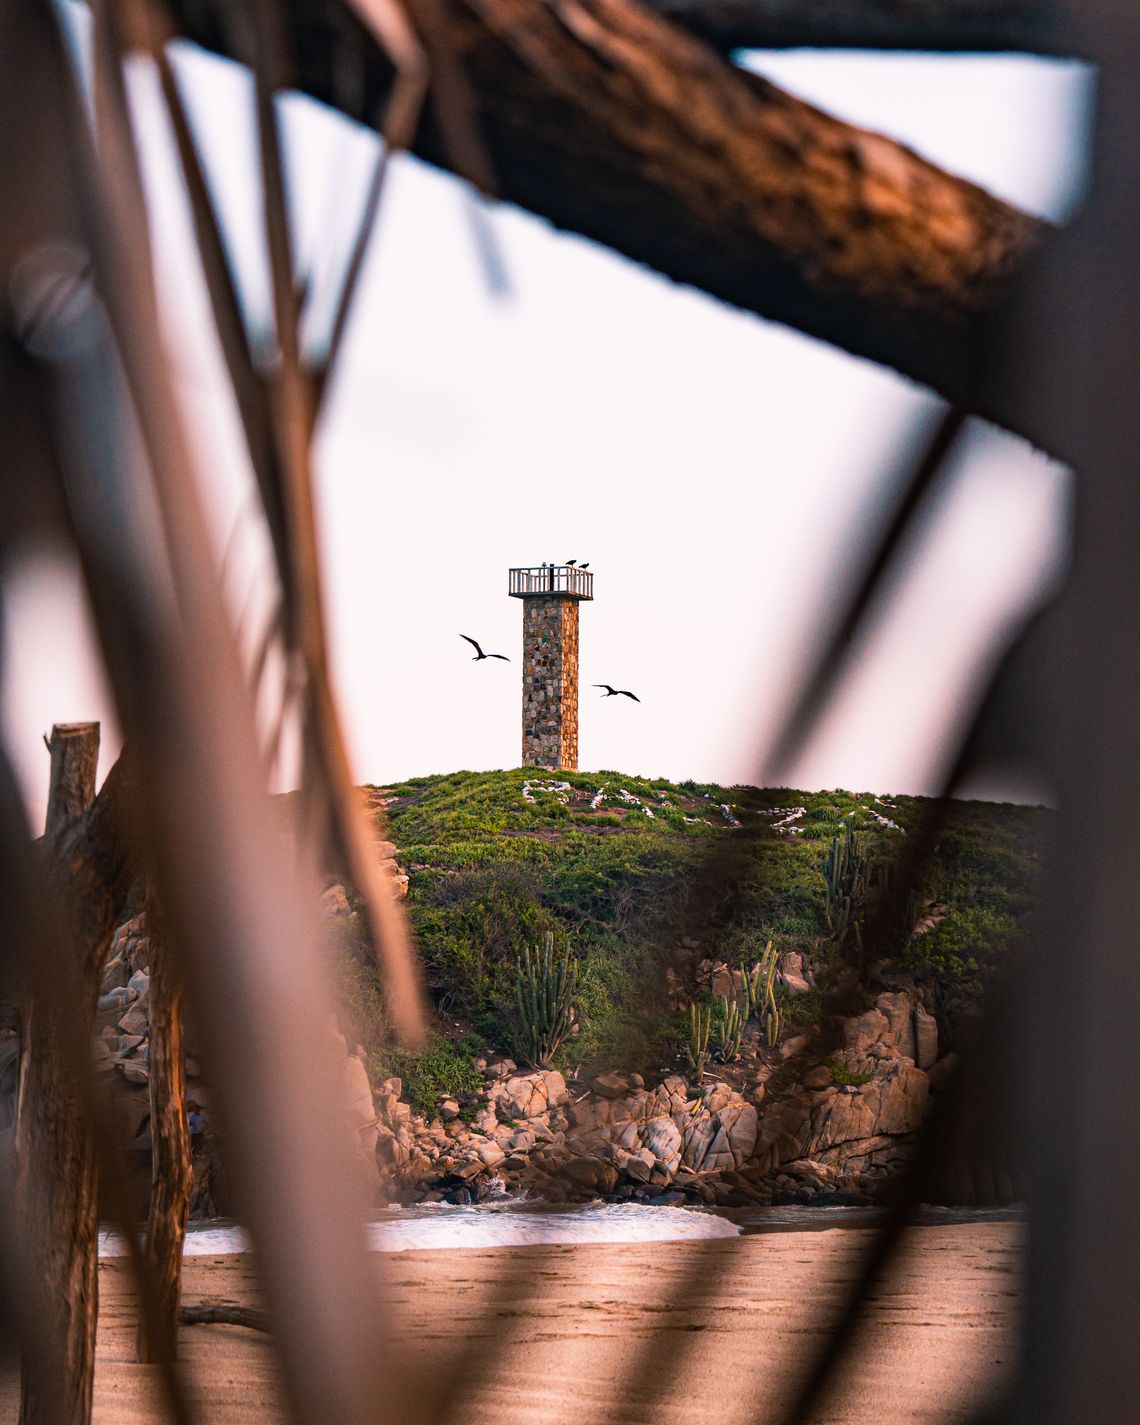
xmin=44 ymin=721 xmax=99 ymax=839
xmin=18 ymin=722 xmax=101 ymax=1425
xmin=136 ymin=900 xmax=191 ymax=1365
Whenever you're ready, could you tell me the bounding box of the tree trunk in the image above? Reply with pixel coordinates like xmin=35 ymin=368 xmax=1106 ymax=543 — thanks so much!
xmin=136 ymin=903 xmax=191 ymax=1364
xmin=16 ymin=730 xmax=136 ymax=1425
xmin=18 ymin=724 xmax=100 ymax=1425
xmin=44 ymin=722 xmax=99 ymax=838
xmin=15 ymin=1001 xmax=101 ymax=1425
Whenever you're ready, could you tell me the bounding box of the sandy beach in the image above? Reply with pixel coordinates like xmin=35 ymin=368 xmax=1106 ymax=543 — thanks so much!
xmin=0 ymin=1222 xmax=1021 ymax=1425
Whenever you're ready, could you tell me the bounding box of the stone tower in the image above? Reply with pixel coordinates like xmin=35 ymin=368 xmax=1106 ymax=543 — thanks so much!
xmin=509 ymin=564 xmax=594 ymax=770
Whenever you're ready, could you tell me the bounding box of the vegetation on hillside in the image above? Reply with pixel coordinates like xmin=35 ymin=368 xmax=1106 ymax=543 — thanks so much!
xmin=344 ymin=769 xmax=1046 ymax=1099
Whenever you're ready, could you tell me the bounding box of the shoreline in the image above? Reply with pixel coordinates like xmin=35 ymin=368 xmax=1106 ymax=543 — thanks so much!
xmin=96 ymin=1201 xmax=1027 ymax=1259
xmin=22 ymin=1221 xmax=1022 ymax=1425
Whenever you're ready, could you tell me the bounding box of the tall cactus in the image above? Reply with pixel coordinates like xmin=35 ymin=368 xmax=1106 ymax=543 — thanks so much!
xmin=687 ymin=1001 xmax=711 ymax=1080
xmin=742 ymin=941 xmax=782 ymax=1048
xmin=515 ymin=931 xmax=579 ymax=1068
xmin=760 ymin=942 xmax=781 ymax=1049
xmin=823 ymin=818 xmax=874 ymax=942
xmin=712 ymin=995 xmax=744 ymax=1061
xmin=741 ymin=957 xmax=762 ymax=1022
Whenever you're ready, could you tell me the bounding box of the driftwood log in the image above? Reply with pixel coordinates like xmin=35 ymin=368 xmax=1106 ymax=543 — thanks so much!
xmin=179 ymin=1303 xmax=272 ymax=1333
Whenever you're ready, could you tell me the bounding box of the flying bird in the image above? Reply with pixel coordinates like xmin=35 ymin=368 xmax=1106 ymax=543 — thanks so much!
xmin=594 ymin=684 xmax=640 ymax=702
xmin=460 ymin=635 xmax=509 ymax=662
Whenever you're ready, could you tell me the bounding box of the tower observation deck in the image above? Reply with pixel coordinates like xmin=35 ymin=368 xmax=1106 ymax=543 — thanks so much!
xmin=509 ymin=565 xmax=593 ymax=770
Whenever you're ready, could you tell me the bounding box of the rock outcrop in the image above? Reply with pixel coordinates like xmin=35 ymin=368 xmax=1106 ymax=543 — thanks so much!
xmin=367 ymin=983 xmax=949 ymax=1209
xmin=76 ymin=883 xmax=952 ymax=1215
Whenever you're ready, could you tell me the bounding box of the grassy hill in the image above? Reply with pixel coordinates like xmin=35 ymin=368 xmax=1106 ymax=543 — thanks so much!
xmin=351 ymin=769 xmax=1047 ymax=1109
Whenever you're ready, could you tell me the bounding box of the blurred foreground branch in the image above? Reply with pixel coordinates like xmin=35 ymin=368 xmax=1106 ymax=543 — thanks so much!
xmin=160 ymin=0 xmax=1049 ymax=448
xmin=647 ymin=0 xmax=1083 ymax=55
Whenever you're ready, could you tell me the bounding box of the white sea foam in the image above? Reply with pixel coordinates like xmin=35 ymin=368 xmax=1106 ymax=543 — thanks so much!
xmin=98 ymin=1203 xmax=741 ymax=1259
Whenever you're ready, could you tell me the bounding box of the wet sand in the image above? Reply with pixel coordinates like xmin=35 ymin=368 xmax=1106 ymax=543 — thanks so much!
xmin=4 ymin=1223 xmax=1021 ymax=1424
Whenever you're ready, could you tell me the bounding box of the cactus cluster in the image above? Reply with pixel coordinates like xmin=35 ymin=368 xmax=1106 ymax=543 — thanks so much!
xmin=712 ymin=995 xmax=744 ymax=1061
xmin=687 ymin=939 xmax=790 ymax=1079
xmin=741 ymin=940 xmax=781 ymax=1048
xmin=822 ymin=818 xmax=871 ymax=941
xmin=515 ymin=931 xmax=579 ymax=1068
xmin=687 ymin=1001 xmax=712 ymax=1079
xmin=823 ymin=819 xmax=923 ymax=958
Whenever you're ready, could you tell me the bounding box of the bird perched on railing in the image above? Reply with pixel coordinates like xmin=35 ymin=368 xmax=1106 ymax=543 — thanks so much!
xmin=594 ymin=683 xmax=640 ymax=701
xmin=460 ymin=635 xmax=509 ymax=662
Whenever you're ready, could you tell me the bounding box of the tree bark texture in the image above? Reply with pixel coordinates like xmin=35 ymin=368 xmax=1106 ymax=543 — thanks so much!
xmin=161 ymin=0 xmax=1049 ymax=447
xmin=136 ymin=905 xmax=191 ymax=1365
xmin=44 ymin=722 xmax=99 ymax=840
xmin=16 ymin=741 xmax=136 ymax=1425
xmin=647 ymin=0 xmax=1083 ymax=56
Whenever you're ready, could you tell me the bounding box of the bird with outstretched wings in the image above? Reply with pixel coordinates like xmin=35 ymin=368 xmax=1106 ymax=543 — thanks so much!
xmin=461 ymin=635 xmax=509 ymax=662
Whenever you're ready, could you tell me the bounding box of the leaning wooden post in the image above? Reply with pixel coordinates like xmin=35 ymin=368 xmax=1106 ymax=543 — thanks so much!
xmin=17 ymin=722 xmax=100 ymax=1425
xmin=136 ymin=897 xmax=191 ymax=1364
xmin=44 ymin=721 xmax=100 ymax=837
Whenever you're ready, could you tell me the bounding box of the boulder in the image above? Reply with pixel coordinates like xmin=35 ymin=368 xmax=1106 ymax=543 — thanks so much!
xmin=876 ymin=993 xmax=916 ymax=1060
xmin=476 ymin=1141 xmax=505 ymax=1169
xmin=681 ymin=1102 xmax=757 ymax=1174
xmin=561 ymin=1156 xmax=618 ymax=1193
xmin=778 ymin=952 xmax=812 ymax=995
xmin=640 ymin=1115 xmax=682 ymax=1176
xmin=840 ymin=1010 xmax=887 ymax=1056
xmin=723 ymin=1102 xmax=759 ymax=1164
xmin=320 ymin=883 xmax=353 ymax=918
xmin=590 ymin=1071 xmax=632 ymax=1100
xmin=540 ymin=1069 xmax=568 ymax=1108
xmin=98 ymin=987 xmax=134 ymax=1015
xmin=625 ymin=1148 xmax=655 ymax=1183
xmin=806 ymin=1063 xmax=928 ymax=1154
xmin=118 ymin=1001 xmax=149 ymax=1037
xmin=710 ymin=964 xmax=737 ymax=1000
xmin=439 ymin=1098 xmax=461 ymax=1122
xmin=913 ymin=1005 xmax=939 ymax=1070
xmin=101 ymin=956 xmax=130 ymax=992
xmin=497 ymin=1072 xmax=555 ymax=1120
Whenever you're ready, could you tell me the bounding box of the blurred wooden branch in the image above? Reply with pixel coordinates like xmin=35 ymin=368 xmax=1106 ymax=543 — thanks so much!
xmin=158 ymin=0 xmax=1050 ymax=448
xmin=646 ymin=0 xmax=1083 ymax=56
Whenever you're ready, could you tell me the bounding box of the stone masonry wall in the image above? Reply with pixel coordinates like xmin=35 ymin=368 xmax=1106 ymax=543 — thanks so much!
xmin=521 ymin=596 xmax=579 ymax=769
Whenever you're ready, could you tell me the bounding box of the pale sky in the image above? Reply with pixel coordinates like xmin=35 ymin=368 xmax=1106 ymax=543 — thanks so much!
xmin=2 ymin=23 xmax=1091 ymax=825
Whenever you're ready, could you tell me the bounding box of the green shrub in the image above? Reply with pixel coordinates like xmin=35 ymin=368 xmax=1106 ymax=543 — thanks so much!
xmin=371 ymin=1034 xmax=482 ymax=1118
